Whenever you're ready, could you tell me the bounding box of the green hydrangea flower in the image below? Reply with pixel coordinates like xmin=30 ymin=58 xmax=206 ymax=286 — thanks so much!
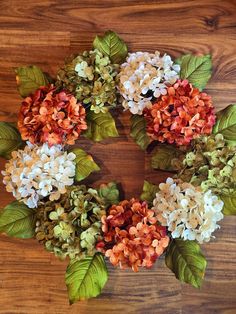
xmin=177 ymin=134 xmax=236 ymax=194
xmin=35 ymin=185 xmax=105 ymax=261
xmin=56 ymin=49 xmax=118 ymax=113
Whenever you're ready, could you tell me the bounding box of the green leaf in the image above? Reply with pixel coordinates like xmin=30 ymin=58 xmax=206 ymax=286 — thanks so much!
xmin=220 ymin=191 xmax=236 ymax=215
xmin=84 ymin=111 xmax=119 ymax=142
xmin=93 ymin=30 xmax=128 ymax=64
xmin=65 ymin=253 xmax=108 ymax=303
xmin=0 ymin=201 xmax=36 ymax=238
xmin=0 ymin=122 xmax=23 ymax=159
xmin=130 ymin=115 xmax=151 ymax=150
xmin=15 ymin=65 xmax=49 ymax=97
xmin=98 ymin=182 xmax=120 ymax=207
xmin=213 ymin=104 xmax=236 ymax=146
xmin=176 ymin=54 xmax=212 ymax=90
xmin=140 ymin=180 xmax=159 ymax=206
xmin=72 ymin=148 xmax=100 ymax=182
xmin=151 ymin=144 xmax=182 ymax=171
xmin=165 ymin=239 xmax=207 ymax=288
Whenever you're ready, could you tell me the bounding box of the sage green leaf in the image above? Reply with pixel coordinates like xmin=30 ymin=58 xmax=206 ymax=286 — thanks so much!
xmin=84 ymin=111 xmax=119 ymax=142
xmin=151 ymin=145 xmax=183 ymax=171
xmin=213 ymin=104 xmax=236 ymax=146
xmin=93 ymin=30 xmax=128 ymax=64
xmin=165 ymin=239 xmax=207 ymax=288
xmin=140 ymin=180 xmax=159 ymax=206
xmin=98 ymin=182 xmax=120 ymax=207
xmin=0 ymin=201 xmax=36 ymax=238
xmin=0 ymin=122 xmax=23 ymax=159
xmin=72 ymin=148 xmax=100 ymax=182
xmin=176 ymin=54 xmax=212 ymax=90
xmin=130 ymin=115 xmax=151 ymax=150
xmin=220 ymin=191 xmax=236 ymax=215
xmin=15 ymin=65 xmax=49 ymax=97
xmin=65 ymin=253 xmax=108 ymax=303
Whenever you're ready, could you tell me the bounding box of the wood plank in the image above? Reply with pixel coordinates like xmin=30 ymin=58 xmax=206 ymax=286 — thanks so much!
xmin=0 ymin=0 xmax=236 ymax=313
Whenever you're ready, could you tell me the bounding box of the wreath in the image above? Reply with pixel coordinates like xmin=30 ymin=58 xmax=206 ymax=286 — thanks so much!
xmin=0 ymin=31 xmax=235 ymax=304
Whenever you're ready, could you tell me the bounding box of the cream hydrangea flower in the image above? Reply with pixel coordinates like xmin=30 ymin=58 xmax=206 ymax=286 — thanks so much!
xmin=1 ymin=142 xmax=76 ymax=208
xmin=118 ymin=51 xmax=180 ymax=114
xmin=152 ymin=178 xmax=224 ymax=243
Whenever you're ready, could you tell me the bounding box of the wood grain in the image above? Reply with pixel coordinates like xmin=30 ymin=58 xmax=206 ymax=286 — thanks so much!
xmin=0 ymin=0 xmax=236 ymax=313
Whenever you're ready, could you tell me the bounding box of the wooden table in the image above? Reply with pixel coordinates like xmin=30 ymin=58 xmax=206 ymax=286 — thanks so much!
xmin=0 ymin=1 xmax=236 ymax=313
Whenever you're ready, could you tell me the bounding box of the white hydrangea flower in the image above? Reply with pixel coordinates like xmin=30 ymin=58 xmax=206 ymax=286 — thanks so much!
xmin=1 ymin=142 xmax=76 ymax=208
xmin=152 ymin=178 xmax=224 ymax=243
xmin=117 ymin=51 xmax=180 ymax=115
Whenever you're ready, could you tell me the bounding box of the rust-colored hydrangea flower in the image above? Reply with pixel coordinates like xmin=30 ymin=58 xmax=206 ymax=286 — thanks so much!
xmin=18 ymin=85 xmax=87 ymax=146
xmin=144 ymin=79 xmax=216 ymax=146
xmin=97 ymin=199 xmax=169 ymax=272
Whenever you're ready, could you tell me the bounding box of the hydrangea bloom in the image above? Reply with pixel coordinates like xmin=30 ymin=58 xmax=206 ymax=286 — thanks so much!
xmin=18 ymin=85 xmax=87 ymax=146
xmin=144 ymin=80 xmax=216 ymax=145
xmin=177 ymin=134 xmax=236 ymax=194
xmin=35 ymin=185 xmax=105 ymax=260
xmin=152 ymin=178 xmax=224 ymax=243
xmin=57 ymin=49 xmax=117 ymax=113
xmin=97 ymin=199 xmax=169 ymax=272
xmin=117 ymin=51 xmax=180 ymax=114
xmin=1 ymin=143 xmax=76 ymax=208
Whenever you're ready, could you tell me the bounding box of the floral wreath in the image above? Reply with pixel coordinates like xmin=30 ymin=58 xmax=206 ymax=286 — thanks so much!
xmin=0 ymin=31 xmax=235 ymax=304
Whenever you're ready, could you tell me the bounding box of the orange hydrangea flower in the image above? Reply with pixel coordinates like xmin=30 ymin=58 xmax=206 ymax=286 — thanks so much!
xmin=97 ymin=199 xmax=169 ymax=272
xmin=18 ymin=85 xmax=87 ymax=146
xmin=144 ymin=79 xmax=216 ymax=146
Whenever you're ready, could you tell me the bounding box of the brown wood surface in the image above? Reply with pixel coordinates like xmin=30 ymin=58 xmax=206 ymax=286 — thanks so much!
xmin=0 ymin=0 xmax=236 ymax=313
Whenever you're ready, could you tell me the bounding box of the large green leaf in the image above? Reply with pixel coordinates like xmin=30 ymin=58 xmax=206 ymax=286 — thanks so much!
xmin=213 ymin=104 xmax=236 ymax=146
xmin=84 ymin=111 xmax=119 ymax=142
xmin=130 ymin=115 xmax=151 ymax=150
xmin=72 ymin=148 xmax=100 ymax=182
xmin=151 ymin=145 xmax=182 ymax=171
xmin=98 ymin=182 xmax=120 ymax=207
xmin=15 ymin=65 xmax=49 ymax=97
xmin=220 ymin=191 xmax=236 ymax=215
xmin=65 ymin=253 xmax=108 ymax=303
xmin=93 ymin=30 xmax=128 ymax=64
xmin=176 ymin=54 xmax=212 ymax=90
xmin=140 ymin=180 xmax=159 ymax=206
xmin=0 ymin=122 xmax=23 ymax=159
xmin=165 ymin=239 xmax=207 ymax=288
xmin=0 ymin=201 xmax=36 ymax=238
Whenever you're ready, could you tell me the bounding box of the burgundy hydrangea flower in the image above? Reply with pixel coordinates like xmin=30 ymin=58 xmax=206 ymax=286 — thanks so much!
xmin=18 ymin=85 xmax=87 ymax=146
xmin=97 ymin=199 xmax=169 ymax=272
xmin=144 ymin=79 xmax=216 ymax=146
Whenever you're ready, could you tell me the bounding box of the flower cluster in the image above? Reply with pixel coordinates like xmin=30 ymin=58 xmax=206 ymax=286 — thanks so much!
xmin=35 ymin=185 xmax=106 ymax=260
xmin=118 ymin=51 xmax=180 ymax=114
xmin=57 ymin=49 xmax=117 ymax=113
xmin=18 ymin=85 xmax=87 ymax=146
xmin=144 ymin=80 xmax=216 ymax=146
xmin=177 ymin=134 xmax=236 ymax=194
xmin=2 ymin=143 xmax=76 ymax=208
xmin=97 ymin=199 xmax=169 ymax=272
xmin=152 ymin=178 xmax=224 ymax=243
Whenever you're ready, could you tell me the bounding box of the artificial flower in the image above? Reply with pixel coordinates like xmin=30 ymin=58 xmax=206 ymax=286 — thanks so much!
xmin=144 ymin=79 xmax=215 ymax=145
xmin=152 ymin=178 xmax=224 ymax=243
xmin=18 ymin=84 xmax=87 ymax=146
xmin=144 ymin=79 xmax=215 ymax=146
xmin=97 ymin=199 xmax=169 ymax=272
xmin=176 ymin=134 xmax=236 ymax=194
xmin=56 ymin=49 xmax=117 ymax=113
xmin=2 ymin=142 xmax=76 ymax=208
xmin=117 ymin=51 xmax=180 ymax=114
xmin=35 ymin=185 xmax=105 ymax=260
